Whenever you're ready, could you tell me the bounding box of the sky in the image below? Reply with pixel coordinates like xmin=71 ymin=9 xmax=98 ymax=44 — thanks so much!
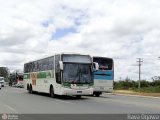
xmin=0 ymin=0 xmax=160 ymax=81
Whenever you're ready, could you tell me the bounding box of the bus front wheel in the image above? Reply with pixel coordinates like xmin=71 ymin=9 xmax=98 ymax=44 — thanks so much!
xmin=94 ymin=92 xmax=102 ymax=97
xmin=76 ymin=95 xmax=81 ymax=99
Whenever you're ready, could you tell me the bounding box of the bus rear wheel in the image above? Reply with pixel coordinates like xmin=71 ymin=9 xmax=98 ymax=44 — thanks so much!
xmin=29 ymin=85 xmax=33 ymax=94
xmin=50 ymin=87 xmax=55 ymax=98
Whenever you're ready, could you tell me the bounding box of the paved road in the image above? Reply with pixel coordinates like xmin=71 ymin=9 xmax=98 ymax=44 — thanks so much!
xmin=0 ymin=86 xmax=160 ymax=114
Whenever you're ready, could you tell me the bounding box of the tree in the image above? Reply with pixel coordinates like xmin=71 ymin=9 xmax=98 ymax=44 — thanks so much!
xmin=0 ymin=67 xmax=9 ymax=78
xmin=140 ymin=80 xmax=150 ymax=87
xmin=151 ymin=76 xmax=160 ymax=81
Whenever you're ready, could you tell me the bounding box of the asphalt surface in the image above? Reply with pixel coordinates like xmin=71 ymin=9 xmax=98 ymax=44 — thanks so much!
xmin=0 ymin=86 xmax=160 ymax=114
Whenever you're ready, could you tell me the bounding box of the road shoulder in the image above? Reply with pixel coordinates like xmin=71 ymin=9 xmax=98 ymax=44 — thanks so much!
xmin=113 ymin=90 xmax=160 ymax=99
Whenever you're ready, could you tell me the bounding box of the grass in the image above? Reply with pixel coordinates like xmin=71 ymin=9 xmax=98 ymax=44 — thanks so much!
xmin=114 ymin=86 xmax=160 ymax=97
xmin=133 ymin=86 xmax=160 ymax=93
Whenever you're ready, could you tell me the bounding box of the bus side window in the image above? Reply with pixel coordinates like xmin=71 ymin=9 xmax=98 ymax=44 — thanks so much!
xmin=28 ymin=63 xmax=32 ymax=72
xmin=39 ymin=61 xmax=43 ymax=71
xmin=47 ymin=57 xmax=54 ymax=70
xmin=24 ymin=65 xmax=26 ymax=73
xmin=55 ymin=55 xmax=61 ymax=84
xmin=33 ymin=62 xmax=37 ymax=72
xmin=37 ymin=62 xmax=39 ymax=71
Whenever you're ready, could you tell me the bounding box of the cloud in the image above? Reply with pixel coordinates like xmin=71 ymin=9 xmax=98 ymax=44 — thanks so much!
xmin=0 ymin=0 xmax=160 ymax=80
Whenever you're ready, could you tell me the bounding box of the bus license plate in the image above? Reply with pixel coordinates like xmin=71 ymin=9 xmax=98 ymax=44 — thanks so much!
xmin=77 ymin=91 xmax=82 ymax=93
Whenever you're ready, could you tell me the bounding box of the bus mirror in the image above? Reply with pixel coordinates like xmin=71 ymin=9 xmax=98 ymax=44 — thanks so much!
xmin=94 ymin=62 xmax=99 ymax=71
xmin=59 ymin=61 xmax=63 ymax=70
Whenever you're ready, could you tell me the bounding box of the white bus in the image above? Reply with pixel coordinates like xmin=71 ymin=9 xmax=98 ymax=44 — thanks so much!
xmin=93 ymin=57 xmax=114 ymax=97
xmin=24 ymin=53 xmax=98 ymax=98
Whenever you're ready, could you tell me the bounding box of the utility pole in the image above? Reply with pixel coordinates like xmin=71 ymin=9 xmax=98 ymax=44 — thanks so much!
xmin=137 ymin=58 xmax=143 ymax=89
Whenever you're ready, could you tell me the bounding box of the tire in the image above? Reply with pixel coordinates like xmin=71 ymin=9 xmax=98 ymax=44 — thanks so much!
xmin=76 ymin=95 xmax=81 ymax=99
xmin=29 ymin=85 xmax=33 ymax=94
xmin=50 ymin=86 xmax=55 ymax=98
xmin=95 ymin=92 xmax=101 ymax=97
xmin=27 ymin=84 xmax=29 ymax=90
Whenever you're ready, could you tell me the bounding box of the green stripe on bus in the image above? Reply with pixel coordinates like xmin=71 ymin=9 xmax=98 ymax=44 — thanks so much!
xmin=37 ymin=72 xmax=46 ymax=78
xmin=23 ymin=70 xmax=54 ymax=79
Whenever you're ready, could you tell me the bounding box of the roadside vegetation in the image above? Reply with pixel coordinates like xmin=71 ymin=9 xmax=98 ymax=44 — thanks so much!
xmin=114 ymin=77 xmax=160 ymax=94
xmin=0 ymin=67 xmax=10 ymax=82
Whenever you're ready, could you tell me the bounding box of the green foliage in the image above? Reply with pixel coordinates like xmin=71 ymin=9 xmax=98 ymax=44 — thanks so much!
xmin=114 ymin=78 xmax=160 ymax=93
xmin=0 ymin=67 xmax=9 ymax=78
xmin=139 ymin=80 xmax=150 ymax=87
xmin=134 ymin=86 xmax=160 ymax=93
xmin=114 ymin=80 xmax=138 ymax=90
xmin=150 ymin=80 xmax=160 ymax=86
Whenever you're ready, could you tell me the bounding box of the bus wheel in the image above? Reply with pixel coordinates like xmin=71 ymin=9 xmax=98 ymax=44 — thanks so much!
xmin=27 ymin=84 xmax=29 ymax=91
xmin=76 ymin=95 xmax=81 ymax=99
xmin=95 ymin=92 xmax=101 ymax=97
xmin=50 ymin=86 xmax=55 ymax=98
xmin=29 ymin=85 xmax=33 ymax=94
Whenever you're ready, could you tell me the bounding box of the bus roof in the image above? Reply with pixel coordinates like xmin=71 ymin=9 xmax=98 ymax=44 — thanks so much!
xmin=93 ymin=56 xmax=113 ymax=60
xmin=58 ymin=52 xmax=90 ymax=56
xmin=25 ymin=53 xmax=91 ymax=64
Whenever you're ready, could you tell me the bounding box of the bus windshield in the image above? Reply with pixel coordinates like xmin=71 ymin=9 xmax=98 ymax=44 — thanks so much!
xmin=93 ymin=57 xmax=113 ymax=70
xmin=63 ymin=63 xmax=92 ymax=84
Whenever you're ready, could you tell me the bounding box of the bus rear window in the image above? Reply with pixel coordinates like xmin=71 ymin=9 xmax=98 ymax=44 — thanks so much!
xmin=93 ymin=57 xmax=113 ymax=70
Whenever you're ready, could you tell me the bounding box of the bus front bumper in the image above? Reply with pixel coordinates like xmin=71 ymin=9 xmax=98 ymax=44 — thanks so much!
xmin=61 ymin=87 xmax=93 ymax=95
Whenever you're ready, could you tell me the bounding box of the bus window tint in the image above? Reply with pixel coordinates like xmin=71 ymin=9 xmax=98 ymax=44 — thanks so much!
xmin=63 ymin=64 xmax=92 ymax=84
xmin=79 ymin=64 xmax=92 ymax=83
xmin=55 ymin=55 xmax=61 ymax=84
xmin=24 ymin=56 xmax=55 ymax=73
xmin=93 ymin=58 xmax=113 ymax=70
xmin=63 ymin=64 xmax=79 ymax=83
